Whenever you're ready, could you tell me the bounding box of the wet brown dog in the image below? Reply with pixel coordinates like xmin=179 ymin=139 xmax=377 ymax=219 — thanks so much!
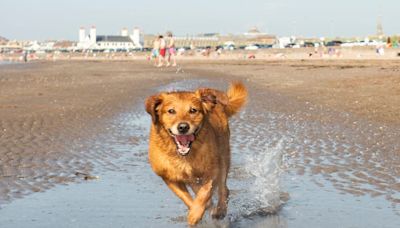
xmin=145 ymin=82 xmax=247 ymax=225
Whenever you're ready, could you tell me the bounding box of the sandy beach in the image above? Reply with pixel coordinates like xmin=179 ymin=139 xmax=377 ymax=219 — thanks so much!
xmin=0 ymin=59 xmax=399 ymax=227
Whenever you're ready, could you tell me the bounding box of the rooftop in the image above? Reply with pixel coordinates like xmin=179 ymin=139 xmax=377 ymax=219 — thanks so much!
xmin=96 ymin=35 xmax=133 ymax=43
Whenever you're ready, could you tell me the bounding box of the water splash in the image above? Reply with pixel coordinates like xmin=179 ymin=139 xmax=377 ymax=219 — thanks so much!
xmin=229 ymin=140 xmax=286 ymax=221
xmin=245 ymin=140 xmax=285 ymax=214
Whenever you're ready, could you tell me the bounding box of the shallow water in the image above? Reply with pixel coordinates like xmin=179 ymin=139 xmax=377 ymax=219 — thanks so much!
xmin=0 ymin=61 xmax=19 ymax=66
xmin=0 ymin=78 xmax=399 ymax=227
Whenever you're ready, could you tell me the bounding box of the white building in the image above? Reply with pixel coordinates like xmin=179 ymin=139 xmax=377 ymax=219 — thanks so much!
xmin=24 ymin=40 xmax=56 ymax=52
xmin=77 ymin=26 xmax=143 ymax=51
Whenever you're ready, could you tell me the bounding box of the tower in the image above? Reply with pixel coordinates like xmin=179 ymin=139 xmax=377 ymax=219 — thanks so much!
xmin=90 ymin=26 xmax=97 ymax=44
xmin=121 ymin=27 xmax=128 ymax=37
xmin=376 ymin=15 xmax=384 ymax=37
xmin=131 ymin=27 xmax=143 ymax=48
xmin=79 ymin=27 xmax=85 ymax=42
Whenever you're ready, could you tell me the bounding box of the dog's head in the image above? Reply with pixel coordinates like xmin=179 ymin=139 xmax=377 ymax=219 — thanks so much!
xmin=145 ymin=89 xmax=221 ymax=156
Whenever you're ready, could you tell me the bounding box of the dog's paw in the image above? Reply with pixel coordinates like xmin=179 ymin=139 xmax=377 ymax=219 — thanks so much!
xmin=187 ymin=204 xmax=206 ymax=225
xmin=210 ymin=205 xmax=227 ymax=219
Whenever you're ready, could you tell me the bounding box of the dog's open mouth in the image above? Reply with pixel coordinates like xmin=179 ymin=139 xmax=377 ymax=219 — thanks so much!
xmin=172 ymin=134 xmax=195 ymax=156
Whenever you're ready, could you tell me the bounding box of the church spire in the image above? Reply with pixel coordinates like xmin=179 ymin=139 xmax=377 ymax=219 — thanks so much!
xmin=376 ymin=15 xmax=384 ymax=37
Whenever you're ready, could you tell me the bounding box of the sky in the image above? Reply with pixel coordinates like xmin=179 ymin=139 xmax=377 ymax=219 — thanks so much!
xmin=1 ymin=0 xmax=398 ymax=41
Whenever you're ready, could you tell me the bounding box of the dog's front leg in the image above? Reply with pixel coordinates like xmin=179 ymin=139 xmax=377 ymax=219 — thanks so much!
xmin=187 ymin=180 xmax=213 ymax=225
xmin=163 ymin=178 xmax=193 ymax=208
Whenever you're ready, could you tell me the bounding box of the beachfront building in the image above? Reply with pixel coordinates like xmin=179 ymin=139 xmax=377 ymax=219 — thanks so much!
xmin=143 ymin=33 xmax=219 ymax=48
xmin=244 ymin=26 xmax=269 ymax=37
xmin=53 ymin=41 xmax=76 ymax=52
xmin=208 ymin=27 xmax=277 ymax=48
xmin=77 ymin=26 xmax=143 ymax=51
xmin=0 ymin=39 xmax=23 ymax=52
xmin=142 ymin=28 xmax=277 ymax=49
xmin=23 ymin=40 xmax=75 ymax=53
xmin=242 ymin=27 xmax=276 ymax=45
xmin=167 ymin=33 xmax=219 ymax=48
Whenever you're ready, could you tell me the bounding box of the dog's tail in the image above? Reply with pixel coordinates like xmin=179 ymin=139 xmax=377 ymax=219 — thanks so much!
xmin=225 ymin=82 xmax=247 ymax=117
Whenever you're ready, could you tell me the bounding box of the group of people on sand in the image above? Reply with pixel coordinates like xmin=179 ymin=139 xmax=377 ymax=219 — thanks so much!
xmin=151 ymin=32 xmax=177 ymax=67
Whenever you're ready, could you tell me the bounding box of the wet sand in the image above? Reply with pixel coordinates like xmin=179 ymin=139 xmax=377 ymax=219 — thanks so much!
xmin=0 ymin=60 xmax=399 ymax=227
xmin=0 ymin=61 xmax=166 ymax=203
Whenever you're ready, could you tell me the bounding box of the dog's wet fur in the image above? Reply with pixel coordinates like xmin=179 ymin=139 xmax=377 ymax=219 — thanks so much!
xmin=145 ymin=82 xmax=247 ymax=225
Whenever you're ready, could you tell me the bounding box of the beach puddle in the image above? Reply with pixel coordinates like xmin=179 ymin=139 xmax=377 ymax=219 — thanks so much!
xmin=1 ymin=78 xmax=399 ymax=227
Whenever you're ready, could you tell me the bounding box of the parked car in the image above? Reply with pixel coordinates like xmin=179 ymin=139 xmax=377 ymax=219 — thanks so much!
xmin=325 ymin=40 xmax=343 ymax=47
xmin=259 ymin=44 xmax=273 ymax=49
xmin=177 ymin=46 xmax=190 ymax=51
xmin=303 ymin=42 xmax=315 ymax=47
xmin=223 ymin=44 xmax=235 ymax=50
xmin=284 ymin=43 xmax=297 ymax=48
xmin=244 ymin=44 xmax=260 ymax=50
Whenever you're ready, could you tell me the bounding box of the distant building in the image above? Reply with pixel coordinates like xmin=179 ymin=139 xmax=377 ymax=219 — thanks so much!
xmin=23 ymin=40 xmax=57 ymax=52
xmin=244 ymin=26 xmax=268 ymax=37
xmin=53 ymin=41 xmax=76 ymax=51
xmin=77 ymin=26 xmax=143 ymax=51
xmin=143 ymin=29 xmax=277 ymax=49
xmin=24 ymin=41 xmax=42 ymax=52
xmin=144 ymin=33 xmax=219 ymax=48
xmin=241 ymin=26 xmax=276 ymax=45
xmin=0 ymin=40 xmax=24 ymax=52
xmin=199 ymin=33 xmax=220 ymax=37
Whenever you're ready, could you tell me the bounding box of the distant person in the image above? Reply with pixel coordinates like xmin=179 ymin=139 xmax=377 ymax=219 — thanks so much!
xmin=158 ymin=35 xmax=166 ymax=67
xmin=151 ymin=36 xmax=160 ymax=66
xmin=386 ymin=37 xmax=392 ymax=48
xmin=201 ymin=46 xmax=211 ymax=57
xmin=166 ymin=32 xmax=177 ymax=67
xmin=328 ymin=47 xmax=335 ymax=56
xmin=215 ymin=46 xmax=222 ymax=55
xmin=23 ymin=51 xmax=28 ymax=62
xmin=376 ymin=43 xmax=385 ymax=56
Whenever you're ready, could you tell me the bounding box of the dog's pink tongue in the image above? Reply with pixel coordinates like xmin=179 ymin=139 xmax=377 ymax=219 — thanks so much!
xmin=176 ymin=134 xmax=195 ymax=145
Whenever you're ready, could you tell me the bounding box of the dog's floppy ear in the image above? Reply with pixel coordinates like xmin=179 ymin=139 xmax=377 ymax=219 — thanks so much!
xmin=196 ymin=88 xmax=227 ymax=113
xmin=145 ymin=94 xmax=162 ymax=124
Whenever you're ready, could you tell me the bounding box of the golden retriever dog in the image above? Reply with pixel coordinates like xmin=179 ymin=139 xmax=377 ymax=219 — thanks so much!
xmin=145 ymin=82 xmax=247 ymax=225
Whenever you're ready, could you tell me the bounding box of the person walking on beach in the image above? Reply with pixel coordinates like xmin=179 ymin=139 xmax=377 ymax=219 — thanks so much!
xmin=23 ymin=51 xmax=28 ymax=62
xmin=386 ymin=37 xmax=392 ymax=48
xmin=166 ymin=32 xmax=177 ymax=67
xmin=158 ymin=35 xmax=166 ymax=67
xmin=151 ymin=36 xmax=160 ymax=66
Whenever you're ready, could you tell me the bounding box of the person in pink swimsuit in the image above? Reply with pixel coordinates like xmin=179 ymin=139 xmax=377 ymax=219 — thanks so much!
xmin=166 ymin=32 xmax=177 ymax=67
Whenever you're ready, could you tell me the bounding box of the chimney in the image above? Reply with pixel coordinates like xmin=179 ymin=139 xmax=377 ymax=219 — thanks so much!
xmin=79 ymin=27 xmax=86 ymax=42
xmin=90 ymin=26 xmax=96 ymax=44
xmin=121 ymin=27 xmax=128 ymax=37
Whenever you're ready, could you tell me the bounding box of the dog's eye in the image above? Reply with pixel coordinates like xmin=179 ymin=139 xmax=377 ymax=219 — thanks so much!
xmin=189 ymin=108 xmax=197 ymax=114
xmin=168 ymin=109 xmax=176 ymax=114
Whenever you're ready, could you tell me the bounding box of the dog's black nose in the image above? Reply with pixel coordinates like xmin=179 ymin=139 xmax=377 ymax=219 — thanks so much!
xmin=177 ymin=122 xmax=190 ymax=134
